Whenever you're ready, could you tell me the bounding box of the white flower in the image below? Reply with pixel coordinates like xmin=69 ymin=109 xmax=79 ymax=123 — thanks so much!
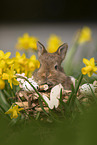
xmin=22 ymin=77 xmax=38 ymax=91
xmin=16 ymin=73 xmax=38 ymax=91
xmin=42 ymin=84 xmax=63 ymax=109
xmin=80 ymin=83 xmax=95 ymax=96
xmin=16 ymin=73 xmax=27 ymax=88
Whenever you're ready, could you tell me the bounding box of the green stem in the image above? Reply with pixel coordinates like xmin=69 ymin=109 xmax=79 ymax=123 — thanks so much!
xmin=75 ymin=74 xmax=83 ymax=94
xmin=68 ymin=74 xmax=83 ymax=105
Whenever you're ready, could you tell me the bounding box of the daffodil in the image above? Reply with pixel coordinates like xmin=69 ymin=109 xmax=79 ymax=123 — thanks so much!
xmin=2 ymin=65 xmax=19 ymax=88
xmin=13 ymin=52 xmax=27 ymax=74
xmin=0 ymin=79 xmax=5 ymax=90
xmin=5 ymin=105 xmax=24 ymax=119
xmin=78 ymin=27 xmax=92 ymax=44
xmin=81 ymin=57 xmax=97 ymax=77
xmin=25 ymin=55 xmax=40 ymax=76
xmin=15 ymin=52 xmax=26 ymax=64
xmin=0 ymin=50 xmax=12 ymax=76
xmin=0 ymin=60 xmax=6 ymax=76
xmin=0 ymin=50 xmax=11 ymax=59
xmin=16 ymin=33 xmax=38 ymax=50
xmin=47 ymin=34 xmax=63 ymax=53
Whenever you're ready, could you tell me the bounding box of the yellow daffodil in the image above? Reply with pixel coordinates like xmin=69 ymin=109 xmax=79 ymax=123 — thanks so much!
xmin=2 ymin=65 xmax=19 ymax=88
xmin=0 ymin=50 xmax=14 ymax=77
xmin=15 ymin=52 xmax=26 ymax=64
xmin=5 ymin=105 xmax=24 ymax=119
xmin=0 ymin=60 xmax=6 ymax=76
xmin=16 ymin=33 xmax=38 ymax=50
xmin=13 ymin=52 xmax=27 ymax=74
xmin=29 ymin=55 xmax=40 ymax=69
xmin=0 ymin=50 xmax=11 ymax=59
xmin=81 ymin=58 xmax=97 ymax=77
xmin=47 ymin=34 xmax=63 ymax=53
xmin=78 ymin=27 xmax=92 ymax=44
xmin=25 ymin=55 xmax=40 ymax=76
xmin=0 ymin=79 xmax=5 ymax=89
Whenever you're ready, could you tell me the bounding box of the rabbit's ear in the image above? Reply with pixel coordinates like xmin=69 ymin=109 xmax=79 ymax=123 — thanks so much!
xmin=37 ymin=41 xmax=47 ymax=57
xmin=57 ymin=43 xmax=68 ymax=60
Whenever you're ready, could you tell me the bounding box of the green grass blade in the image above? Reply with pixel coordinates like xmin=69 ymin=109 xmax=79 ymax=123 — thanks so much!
xmin=88 ymin=84 xmax=97 ymax=103
xmin=0 ymin=90 xmax=10 ymax=111
xmin=38 ymin=97 xmax=49 ymax=116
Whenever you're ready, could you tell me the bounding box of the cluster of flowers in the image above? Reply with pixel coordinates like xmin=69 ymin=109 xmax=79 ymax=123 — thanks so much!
xmin=15 ymin=26 xmax=92 ymax=53
xmin=16 ymin=33 xmax=38 ymax=50
xmin=0 ymin=50 xmax=40 ymax=89
xmin=0 ymin=26 xmax=93 ymax=119
xmin=47 ymin=26 xmax=92 ymax=53
xmin=5 ymin=54 xmax=97 ymax=119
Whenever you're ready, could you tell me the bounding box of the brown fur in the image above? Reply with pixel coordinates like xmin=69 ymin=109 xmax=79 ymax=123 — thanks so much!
xmin=33 ymin=41 xmax=72 ymax=90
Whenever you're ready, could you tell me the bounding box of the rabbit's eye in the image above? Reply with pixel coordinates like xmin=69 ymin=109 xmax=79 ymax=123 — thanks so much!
xmin=55 ymin=65 xmax=58 ymax=70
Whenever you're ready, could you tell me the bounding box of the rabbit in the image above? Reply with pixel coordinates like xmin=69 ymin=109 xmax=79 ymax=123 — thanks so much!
xmin=33 ymin=41 xmax=72 ymax=90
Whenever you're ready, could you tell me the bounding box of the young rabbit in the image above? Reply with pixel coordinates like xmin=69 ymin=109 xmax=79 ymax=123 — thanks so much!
xmin=33 ymin=41 xmax=72 ymax=90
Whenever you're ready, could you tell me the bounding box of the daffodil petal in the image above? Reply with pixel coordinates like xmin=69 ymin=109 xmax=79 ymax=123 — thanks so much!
xmin=7 ymin=59 xmax=14 ymax=65
xmin=16 ymin=52 xmax=20 ymax=58
xmin=13 ymin=105 xmax=18 ymax=110
xmin=22 ymin=53 xmax=26 ymax=57
xmin=30 ymin=55 xmax=36 ymax=60
xmin=90 ymin=57 xmax=95 ymax=66
xmin=4 ymin=52 xmax=11 ymax=59
xmin=23 ymin=33 xmax=29 ymax=38
xmin=81 ymin=66 xmax=92 ymax=75
xmin=0 ymin=50 xmax=4 ymax=59
xmin=83 ymin=58 xmax=90 ymax=66
xmin=0 ymin=68 xmax=2 ymax=75
xmin=13 ymin=110 xmax=18 ymax=118
xmin=12 ymin=78 xmax=19 ymax=85
xmin=18 ymin=108 xmax=24 ymax=112
xmin=88 ymin=71 xmax=93 ymax=77
xmin=5 ymin=108 xmax=13 ymax=114
xmin=2 ymin=73 xmax=9 ymax=80
xmin=93 ymin=66 xmax=97 ymax=72
xmin=0 ymin=60 xmax=6 ymax=68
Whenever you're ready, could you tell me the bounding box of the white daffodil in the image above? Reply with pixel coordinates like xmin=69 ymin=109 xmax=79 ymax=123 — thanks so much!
xmin=42 ymin=84 xmax=63 ymax=109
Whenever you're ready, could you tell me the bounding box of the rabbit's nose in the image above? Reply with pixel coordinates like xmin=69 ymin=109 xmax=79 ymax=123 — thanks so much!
xmin=41 ymin=73 xmax=46 ymax=77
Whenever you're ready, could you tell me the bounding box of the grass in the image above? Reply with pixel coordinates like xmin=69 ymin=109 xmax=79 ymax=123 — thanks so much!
xmin=1 ymin=103 xmax=97 ymax=145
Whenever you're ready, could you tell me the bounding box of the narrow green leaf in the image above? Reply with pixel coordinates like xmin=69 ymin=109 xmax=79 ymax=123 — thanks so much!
xmin=35 ymin=112 xmax=40 ymax=120
xmin=88 ymin=84 xmax=97 ymax=103
xmin=75 ymin=74 xmax=83 ymax=94
xmin=38 ymin=97 xmax=49 ymax=116
xmin=3 ymin=89 xmax=11 ymax=98
xmin=0 ymin=90 xmax=10 ymax=111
